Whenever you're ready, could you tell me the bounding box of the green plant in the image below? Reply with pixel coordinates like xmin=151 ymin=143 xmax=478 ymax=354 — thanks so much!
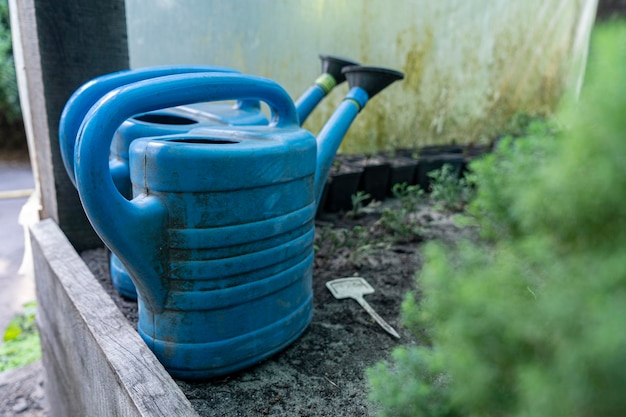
xmin=369 ymin=346 xmax=459 ymax=417
xmin=1 ymin=302 xmax=41 ymax=371
xmin=348 ymin=190 xmax=372 ymax=219
xmin=342 ymin=225 xmax=370 ymax=248
xmin=377 ymin=182 xmax=425 ymax=242
xmin=392 ymin=182 xmax=424 ymax=213
xmin=503 ymin=112 xmax=547 ymax=138
xmin=465 ymin=119 xmax=559 ymax=240
xmin=314 ymin=224 xmax=345 ymax=258
xmin=428 ymin=165 xmax=474 ymax=212
xmin=347 ymin=240 xmax=391 ymax=268
xmin=378 ymin=207 xmax=423 ymax=243
xmin=315 ymin=222 xmax=389 ymax=268
xmin=368 ymin=21 xmax=626 ymax=417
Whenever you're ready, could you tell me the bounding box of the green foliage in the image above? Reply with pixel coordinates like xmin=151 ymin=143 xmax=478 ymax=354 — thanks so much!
xmin=428 ymin=165 xmax=474 ymax=212
xmin=378 ymin=208 xmax=423 ymax=243
xmin=391 ymin=182 xmax=424 ymax=213
xmin=378 ymin=182 xmax=425 ymax=242
xmin=3 ymin=301 xmax=37 ymax=342
xmin=368 ymin=21 xmax=626 ymax=417
xmin=349 ymin=190 xmax=372 ymax=219
xmin=368 ymin=347 xmax=459 ymax=417
xmin=0 ymin=0 xmax=20 ymax=122
xmin=1 ymin=302 xmax=41 ymax=371
xmin=315 ymin=223 xmax=389 ymax=268
xmin=502 ymin=112 xmax=546 ymax=138
xmin=316 ymin=224 xmax=371 ymax=256
xmin=465 ymin=118 xmax=558 ymax=240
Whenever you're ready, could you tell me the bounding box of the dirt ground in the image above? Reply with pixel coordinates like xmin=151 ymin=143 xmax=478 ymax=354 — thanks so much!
xmin=76 ymin=197 xmax=474 ymax=417
xmin=0 ymin=194 xmax=472 ymax=417
xmin=0 ymin=135 xmax=477 ymax=417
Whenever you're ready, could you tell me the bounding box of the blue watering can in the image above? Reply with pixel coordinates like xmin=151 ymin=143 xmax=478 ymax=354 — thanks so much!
xmin=60 ymin=56 xmax=358 ymax=299
xmin=60 ymin=65 xmax=261 ymax=196
xmin=61 ymin=55 xmax=358 ymax=193
xmin=74 ymin=67 xmax=402 ymax=380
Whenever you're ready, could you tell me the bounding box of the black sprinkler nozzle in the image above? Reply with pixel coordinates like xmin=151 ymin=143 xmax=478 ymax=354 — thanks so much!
xmin=342 ymin=66 xmax=404 ymax=99
xmin=319 ymin=55 xmax=361 ymax=84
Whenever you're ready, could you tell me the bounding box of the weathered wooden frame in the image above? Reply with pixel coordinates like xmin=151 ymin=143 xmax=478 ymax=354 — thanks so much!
xmin=8 ymin=2 xmax=192 ymax=415
xmin=30 ymin=219 xmax=198 ymax=417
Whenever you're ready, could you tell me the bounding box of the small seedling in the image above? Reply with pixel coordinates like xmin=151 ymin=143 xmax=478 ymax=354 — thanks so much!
xmin=428 ymin=164 xmax=474 ymax=212
xmin=392 ymin=182 xmax=424 ymax=213
xmin=375 ymin=182 xmax=425 ymax=242
xmin=348 ymin=190 xmax=372 ymax=219
xmin=343 ymin=225 xmax=371 ymax=249
xmin=378 ymin=207 xmax=423 ymax=243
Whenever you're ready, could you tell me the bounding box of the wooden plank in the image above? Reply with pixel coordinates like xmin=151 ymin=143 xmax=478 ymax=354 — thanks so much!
xmin=30 ymin=219 xmax=198 ymax=417
xmin=10 ymin=0 xmax=130 ymax=251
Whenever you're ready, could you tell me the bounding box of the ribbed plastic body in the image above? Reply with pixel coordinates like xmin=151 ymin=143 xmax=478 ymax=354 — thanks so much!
xmin=109 ymin=104 xmax=268 ymax=299
xmin=106 ymin=64 xmax=343 ymax=300
xmin=127 ymin=127 xmax=317 ymax=379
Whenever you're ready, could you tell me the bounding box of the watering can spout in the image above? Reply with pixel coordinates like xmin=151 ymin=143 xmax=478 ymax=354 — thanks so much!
xmin=314 ymin=66 xmax=404 ymax=205
xmin=342 ymin=66 xmax=405 ymax=100
xmin=295 ymin=55 xmax=359 ymax=124
xmin=319 ymin=54 xmax=358 ymax=85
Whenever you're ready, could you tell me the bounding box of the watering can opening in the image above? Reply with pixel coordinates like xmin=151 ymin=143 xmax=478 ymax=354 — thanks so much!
xmin=319 ymin=54 xmax=360 ymax=85
xmin=169 ymin=137 xmax=240 ymax=145
xmin=132 ymin=112 xmax=199 ymax=125
xmin=342 ymin=66 xmax=405 ymax=100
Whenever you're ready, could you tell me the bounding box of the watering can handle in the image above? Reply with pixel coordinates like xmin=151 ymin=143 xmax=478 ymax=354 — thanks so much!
xmin=59 ymin=65 xmax=245 ymax=187
xmin=74 ymin=73 xmax=298 ymax=308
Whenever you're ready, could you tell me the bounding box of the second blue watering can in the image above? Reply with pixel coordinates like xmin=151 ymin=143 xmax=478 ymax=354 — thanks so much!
xmin=61 ymin=56 xmax=359 ymax=300
xmin=74 ymin=68 xmax=402 ymax=379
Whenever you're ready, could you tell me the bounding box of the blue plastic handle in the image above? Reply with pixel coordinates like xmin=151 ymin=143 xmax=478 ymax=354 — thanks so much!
xmin=59 ymin=65 xmax=241 ymax=187
xmin=74 ymin=72 xmax=299 ymax=310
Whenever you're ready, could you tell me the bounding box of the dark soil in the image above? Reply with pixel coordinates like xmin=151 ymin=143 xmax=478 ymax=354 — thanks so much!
xmin=80 ymin=197 xmax=475 ymax=417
